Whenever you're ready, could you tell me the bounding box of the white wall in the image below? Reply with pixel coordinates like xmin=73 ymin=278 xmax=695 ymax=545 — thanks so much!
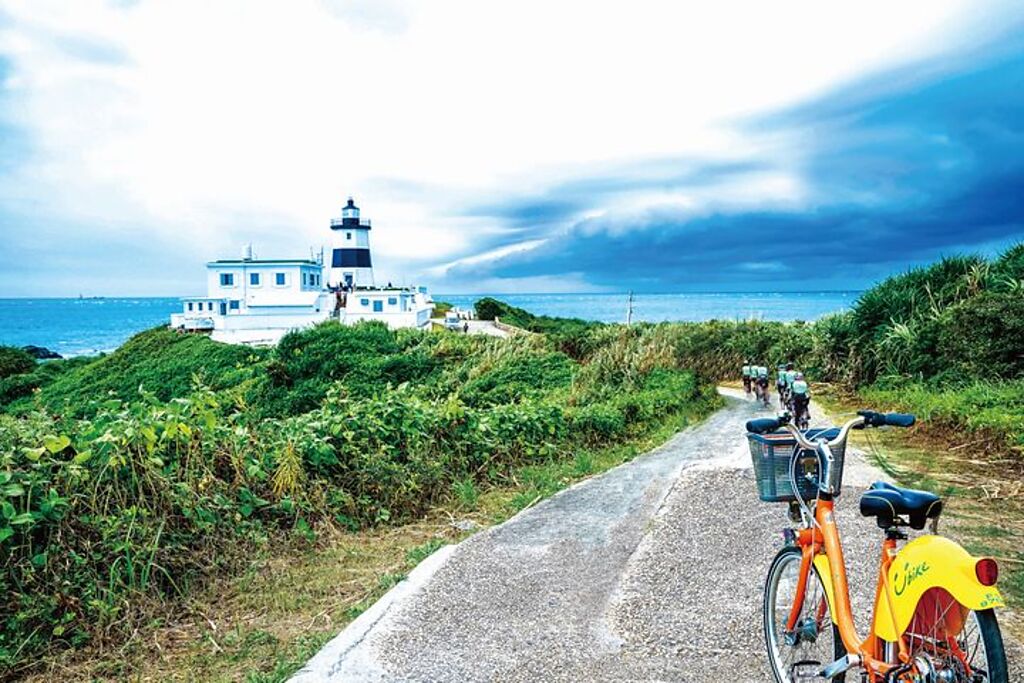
xmin=332 ymin=228 xmax=370 ymax=249
xmin=207 ymin=262 xmax=323 ymax=300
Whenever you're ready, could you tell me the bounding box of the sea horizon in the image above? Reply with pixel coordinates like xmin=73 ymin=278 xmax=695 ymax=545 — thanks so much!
xmin=0 ymin=291 xmax=861 ymax=358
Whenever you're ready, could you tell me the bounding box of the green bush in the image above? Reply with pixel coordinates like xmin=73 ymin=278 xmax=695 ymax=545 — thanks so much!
xmin=31 ymin=328 xmax=264 ymax=417
xmin=938 ymin=292 xmax=1024 ymax=381
xmin=570 ymin=403 xmax=627 ymax=444
xmin=247 ymin=321 xmax=438 ymax=417
xmin=461 ymin=349 xmax=574 ymax=406
xmin=0 ymin=346 xmax=35 ymax=380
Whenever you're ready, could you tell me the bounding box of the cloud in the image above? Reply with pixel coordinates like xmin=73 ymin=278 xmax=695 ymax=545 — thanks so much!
xmin=1 ymin=1 xmax=1022 ymax=295
xmin=434 ymin=36 xmax=1024 ymax=291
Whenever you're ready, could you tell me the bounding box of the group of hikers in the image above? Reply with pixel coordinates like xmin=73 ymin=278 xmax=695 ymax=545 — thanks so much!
xmin=741 ymin=360 xmax=812 ymax=428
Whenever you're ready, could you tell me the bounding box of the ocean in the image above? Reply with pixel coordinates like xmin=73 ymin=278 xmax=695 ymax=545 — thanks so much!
xmin=0 ymin=291 xmax=859 ymax=357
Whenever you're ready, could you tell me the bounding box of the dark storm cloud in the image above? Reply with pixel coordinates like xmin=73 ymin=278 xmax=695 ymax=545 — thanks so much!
xmin=449 ymin=42 xmax=1024 ymax=290
xmin=460 ymin=159 xmax=769 ymax=227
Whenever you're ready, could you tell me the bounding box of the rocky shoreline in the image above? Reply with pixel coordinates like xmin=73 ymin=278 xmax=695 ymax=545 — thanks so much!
xmin=21 ymin=345 xmax=63 ymax=359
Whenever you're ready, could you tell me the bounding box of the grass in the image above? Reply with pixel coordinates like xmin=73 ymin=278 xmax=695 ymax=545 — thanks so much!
xmin=24 ymin=392 xmax=716 ymax=681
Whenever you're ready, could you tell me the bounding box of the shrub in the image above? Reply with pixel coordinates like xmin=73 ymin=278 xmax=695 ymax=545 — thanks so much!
xmin=938 ymin=292 xmax=1024 ymax=381
xmin=32 ymin=328 xmax=264 ymax=416
xmin=0 ymin=346 xmax=35 ymax=379
xmin=570 ymin=403 xmax=627 ymax=444
xmin=247 ymin=321 xmax=436 ymax=417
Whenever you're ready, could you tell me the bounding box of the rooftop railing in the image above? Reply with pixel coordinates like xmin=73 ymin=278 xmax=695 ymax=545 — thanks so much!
xmin=330 ymin=218 xmax=372 ymax=228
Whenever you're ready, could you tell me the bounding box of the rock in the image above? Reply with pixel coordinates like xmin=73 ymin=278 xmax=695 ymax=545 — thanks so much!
xmin=451 ymin=519 xmax=480 ymax=532
xmin=21 ymin=345 xmax=63 ymax=360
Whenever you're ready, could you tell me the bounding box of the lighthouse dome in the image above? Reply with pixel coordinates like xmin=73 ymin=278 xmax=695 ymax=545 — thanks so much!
xmin=342 ymin=197 xmax=360 ymax=218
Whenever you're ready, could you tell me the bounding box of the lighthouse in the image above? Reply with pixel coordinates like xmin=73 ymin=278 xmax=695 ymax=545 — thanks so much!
xmin=329 ymin=197 xmax=374 ymax=289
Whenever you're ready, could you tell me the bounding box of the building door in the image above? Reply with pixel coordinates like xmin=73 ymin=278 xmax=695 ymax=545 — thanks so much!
xmin=344 ymin=273 xmax=353 ymax=288
xmin=220 ymin=302 xmax=227 ymax=315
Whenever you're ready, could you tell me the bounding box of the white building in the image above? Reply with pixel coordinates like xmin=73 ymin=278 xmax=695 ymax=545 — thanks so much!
xmin=170 ymin=199 xmax=434 ymax=345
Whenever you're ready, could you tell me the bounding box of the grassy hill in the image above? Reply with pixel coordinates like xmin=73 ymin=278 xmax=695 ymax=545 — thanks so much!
xmin=0 ymin=319 xmax=718 ymax=675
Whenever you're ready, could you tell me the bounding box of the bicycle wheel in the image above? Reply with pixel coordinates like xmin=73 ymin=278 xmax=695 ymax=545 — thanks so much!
xmin=903 ymin=599 xmax=1007 ymax=682
xmin=764 ymin=546 xmax=846 ymax=682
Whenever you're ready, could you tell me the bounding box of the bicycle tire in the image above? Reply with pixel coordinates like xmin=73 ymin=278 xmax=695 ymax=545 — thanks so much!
xmin=763 ymin=546 xmax=846 ymax=682
xmin=903 ymin=606 xmax=1008 ymax=682
xmin=973 ymin=609 xmax=1009 ymax=683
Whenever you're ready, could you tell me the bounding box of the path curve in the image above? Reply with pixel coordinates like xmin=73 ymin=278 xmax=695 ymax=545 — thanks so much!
xmin=293 ymin=389 xmax=1023 ymax=681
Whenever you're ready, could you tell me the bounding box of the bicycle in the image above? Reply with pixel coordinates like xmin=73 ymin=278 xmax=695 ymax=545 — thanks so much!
xmin=791 ymin=375 xmax=811 ymax=430
xmin=746 ymin=411 xmax=1007 ymax=682
xmin=777 ymin=365 xmax=790 ymax=409
xmin=756 ymin=369 xmax=772 ymax=408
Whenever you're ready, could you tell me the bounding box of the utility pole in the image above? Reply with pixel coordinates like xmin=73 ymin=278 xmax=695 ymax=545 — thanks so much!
xmin=626 ymin=290 xmax=634 ymax=326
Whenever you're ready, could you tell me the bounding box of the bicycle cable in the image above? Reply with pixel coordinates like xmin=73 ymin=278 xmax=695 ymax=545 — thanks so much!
xmin=789 ymin=436 xmax=825 ymax=533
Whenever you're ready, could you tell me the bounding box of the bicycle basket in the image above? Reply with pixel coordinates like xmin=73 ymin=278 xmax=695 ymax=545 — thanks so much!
xmin=746 ymin=428 xmax=845 ymax=503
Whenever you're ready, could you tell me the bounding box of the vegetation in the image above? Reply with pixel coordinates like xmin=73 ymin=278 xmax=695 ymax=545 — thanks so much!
xmin=620 ymin=246 xmax=1024 ymax=400
xmin=473 ymin=297 xmax=601 ymax=357
xmin=0 ymin=347 xmax=35 ymax=381
xmin=0 ymin=319 xmax=718 ymax=676
xmin=4 ymin=244 xmax=1024 ymax=676
xmin=431 ymin=300 xmax=453 ymax=317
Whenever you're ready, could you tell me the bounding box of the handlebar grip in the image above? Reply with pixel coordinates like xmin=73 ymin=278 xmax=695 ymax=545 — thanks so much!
xmin=746 ymin=417 xmax=783 ymax=434
xmin=857 ymin=410 xmax=916 ymax=428
xmin=884 ymin=412 xmax=916 ymax=427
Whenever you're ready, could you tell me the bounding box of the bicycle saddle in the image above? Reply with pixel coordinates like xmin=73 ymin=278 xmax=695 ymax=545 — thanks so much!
xmin=859 ymin=481 xmax=942 ymax=530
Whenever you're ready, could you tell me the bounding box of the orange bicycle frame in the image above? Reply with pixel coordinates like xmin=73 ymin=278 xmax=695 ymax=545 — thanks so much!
xmin=787 ymin=498 xmax=903 ymax=680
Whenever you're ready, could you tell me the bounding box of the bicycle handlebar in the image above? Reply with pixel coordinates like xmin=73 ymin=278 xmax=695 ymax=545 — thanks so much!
xmin=745 ymin=410 xmax=915 ymax=447
xmin=856 ymin=410 xmax=915 ymax=428
xmin=745 ymin=411 xmax=913 ymax=501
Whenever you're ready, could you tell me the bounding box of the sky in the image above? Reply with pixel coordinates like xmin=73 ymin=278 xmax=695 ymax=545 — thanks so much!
xmin=1 ymin=1 xmax=1023 ymax=296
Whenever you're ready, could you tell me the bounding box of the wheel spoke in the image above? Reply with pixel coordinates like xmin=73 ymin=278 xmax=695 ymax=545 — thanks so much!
xmin=766 ymin=551 xmax=838 ymax=682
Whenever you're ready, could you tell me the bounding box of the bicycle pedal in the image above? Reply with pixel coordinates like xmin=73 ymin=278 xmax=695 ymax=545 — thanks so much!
xmin=789 ymin=660 xmax=822 ymax=681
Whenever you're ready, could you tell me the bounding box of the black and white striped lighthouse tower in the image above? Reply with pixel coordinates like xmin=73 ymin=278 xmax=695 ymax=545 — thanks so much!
xmin=329 ymin=197 xmax=374 ymax=289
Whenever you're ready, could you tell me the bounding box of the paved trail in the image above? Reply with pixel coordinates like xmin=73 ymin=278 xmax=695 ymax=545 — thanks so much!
xmin=293 ymin=390 xmax=1023 ymax=682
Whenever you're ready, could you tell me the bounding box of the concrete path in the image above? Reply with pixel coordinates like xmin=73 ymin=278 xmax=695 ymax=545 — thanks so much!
xmin=429 ymin=320 xmax=511 ymax=338
xmin=293 ymin=389 xmax=1023 ymax=682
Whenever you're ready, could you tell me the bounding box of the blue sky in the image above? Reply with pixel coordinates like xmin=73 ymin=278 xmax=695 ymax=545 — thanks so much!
xmin=1 ymin=1 xmax=1023 ymax=295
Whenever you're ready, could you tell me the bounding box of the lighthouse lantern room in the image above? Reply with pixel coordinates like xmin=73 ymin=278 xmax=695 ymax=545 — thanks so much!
xmin=329 ymin=197 xmax=374 ymax=289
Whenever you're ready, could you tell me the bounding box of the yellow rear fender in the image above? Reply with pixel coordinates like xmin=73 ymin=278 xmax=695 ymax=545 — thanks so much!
xmin=874 ymin=535 xmax=1004 ymax=642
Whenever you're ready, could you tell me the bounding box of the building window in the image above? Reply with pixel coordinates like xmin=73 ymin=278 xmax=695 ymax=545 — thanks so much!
xmin=275 ymin=272 xmax=286 ymax=286
xmin=220 ymin=273 xmax=234 ymax=286
xmin=187 ymin=302 xmax=193 ymax=311
xmin=229 ymin=300 xmax=240 ymax=310
xmin=207 ymin=302 xmax=214 ymax=311
xmin=250 ymin=273 xmax=260 ymax=286
xmin=373 ymin=300 xmax=384 ymax=312
xmin=360 ymin=298 xmax=370 ymax=307
xmin=387 ymin=297 xmax=397 ymax=306
xmin=346 ymin=232 xmax=352 ymax=240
